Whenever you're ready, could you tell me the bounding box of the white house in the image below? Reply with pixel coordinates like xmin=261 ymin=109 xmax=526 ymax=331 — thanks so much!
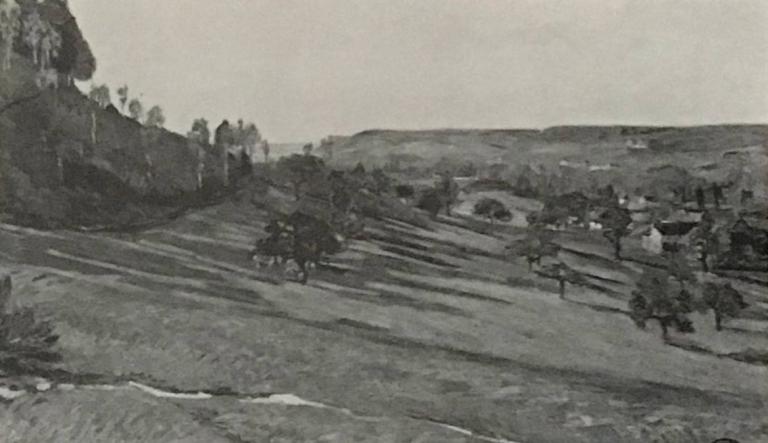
xmin=642 ymin=226 xmax=664 ymax=254
xmin=625 ymin=138 xmax=649 ymax=150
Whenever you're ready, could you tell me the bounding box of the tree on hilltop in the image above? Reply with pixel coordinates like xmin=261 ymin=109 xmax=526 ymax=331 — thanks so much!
xmin=145 ymin=105 xmax=165 ymax=128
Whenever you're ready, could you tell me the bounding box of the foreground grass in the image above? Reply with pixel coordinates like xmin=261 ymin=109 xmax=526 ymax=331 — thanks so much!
xmin=0 ymin=200 xmax=766 ymax=442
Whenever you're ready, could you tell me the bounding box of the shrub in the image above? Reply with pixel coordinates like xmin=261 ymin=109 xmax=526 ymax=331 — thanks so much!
xmin=701 ymin=282 xmax=747 ymax=331
xmin=0 ymin=276 xmax=61 ymax=376
xmin=416 ymin=189 xmax=443 ymax=219
xmin=473 ymin=198 xmax=511 ymax=224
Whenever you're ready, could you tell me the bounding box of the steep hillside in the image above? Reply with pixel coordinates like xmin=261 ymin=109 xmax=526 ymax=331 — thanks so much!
xmin=0 ymin=1 xmax=227 ymax=229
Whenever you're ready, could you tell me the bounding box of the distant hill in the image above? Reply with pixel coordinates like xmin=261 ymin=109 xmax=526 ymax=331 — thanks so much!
xmin=326 ymin=125 xmax=768 ymax=169
xmin=322 ymin=125 xmax=768 ymax=202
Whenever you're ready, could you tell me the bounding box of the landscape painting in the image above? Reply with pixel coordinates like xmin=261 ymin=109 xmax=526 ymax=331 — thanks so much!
xmin=1 ymin=1 xmax=767 ymax=442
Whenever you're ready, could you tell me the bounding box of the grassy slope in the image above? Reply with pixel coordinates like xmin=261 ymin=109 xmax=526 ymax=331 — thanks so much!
xmin=0 ymin=196 xmax=767 ymax=441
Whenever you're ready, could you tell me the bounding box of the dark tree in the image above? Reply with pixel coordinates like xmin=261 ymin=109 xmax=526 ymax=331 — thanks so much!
xmin=250 ymin=219 xmax=293 ymax=266
xmin=711 ymin=182 xmax=723 ymax=209
xmin=534 ymin=192 xmax=590 ymax=228
xmin=538 ymin=261 xmax=586 ymax=299
xmin=117 ymin=85 xmax=128 ymax=112
xmin=214 ymin=120 xmax=235 ymax=147
xmin=695 ymin=186 xmax=705 ymax=210
xmin=664 ymin=251 xmax=695 ymax=290
xmin=328 ymin=170 xmax=353 ymax=214
xmin=702 ymin=282 xmax=747 ymax=331
xmin=690 ymin=211 xmax=719 ymax=272
xmin=514 ymin=174 xmax=535 ymax=197
xmin=240 ymin=150 xmax=253 ymax=177
xmin=629 ymin=268 xmax=695 ymax=341
xmin=507 ymin=228 xmax=560 ymax=272
xmin=599 ymin=205 xmax=632 ymax=260
xmin=395 ymin=184 xmax=415 ymax=200
xmin=438 ymin=174 xmax=460 ymax=216
xmin=0 ymin=276 xmax=61 ymax=375
xmin=417 ymin=189 xmax=443 ymax=219
xmin=369 ymin=168 xmax=392 ymax=195
xmin=275 ymin=154 xmax=326 ymax=201
xmin=145 ymin=105 xmax=165 ymax=128
xmin=251 ymin=213 xmax=343 ymax=284
xmin=474 ymin=198 xmax=511 ymax=224
xmin=287 ymin=212 xmax=342 ymax=284
xmin=187 ymin=118 xmax=210 ymax=145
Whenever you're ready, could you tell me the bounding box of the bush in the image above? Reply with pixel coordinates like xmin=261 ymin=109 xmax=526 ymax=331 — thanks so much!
xmin=416 ymin=189 xmax=443 ymax=219
xmin=0 ymin=276 xmax=61 ymax=376
xmin=473 ymin=198 xmax=512 ymax=224
xmin=395 ymin=184 xmax=415 ymax=199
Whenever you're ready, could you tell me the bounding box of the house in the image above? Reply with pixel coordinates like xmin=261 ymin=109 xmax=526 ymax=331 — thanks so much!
xmin=625 ymin=138 xmax=649 ymax=150
xmin=657 ymin=220 xmax=699 ymax=252
xmin=641 ymin=212 xmax=701 ymax=254
xmin=642 ymin=226 xmax=664 ymax=254
xmin=588 ymin=163 xmax=614 ymax=172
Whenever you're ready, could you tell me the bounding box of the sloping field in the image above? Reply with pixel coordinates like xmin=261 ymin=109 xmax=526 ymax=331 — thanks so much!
xmin=0 ymin=199 xmax=766 ymax=442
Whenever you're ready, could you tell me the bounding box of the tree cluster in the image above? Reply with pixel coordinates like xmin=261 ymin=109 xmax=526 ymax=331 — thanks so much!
xmin=473 ymin=198 xmax=511 ymax=224
xmin=629 ymin=253 xmax=747 ymax=341
xmin=250 ymin=212 xmax=343 ymax=284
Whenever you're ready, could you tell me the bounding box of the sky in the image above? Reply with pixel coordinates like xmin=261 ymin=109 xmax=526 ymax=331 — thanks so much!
xmin=69 ymin=0 xmax=768 ymax=143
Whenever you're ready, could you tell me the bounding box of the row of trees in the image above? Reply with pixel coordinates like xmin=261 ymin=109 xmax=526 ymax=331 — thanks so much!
xmin=629 ymin=259 xmax=747 ymax=340
xmin=87 ymin=83 xmax=165 ymax=128
xmin=525 ymin=187 xmax=632 ymax=260
xmin=1 ymin=3 xmax=58 ymax=72
xmin=507 ymin=211 xmax=746 ymax=340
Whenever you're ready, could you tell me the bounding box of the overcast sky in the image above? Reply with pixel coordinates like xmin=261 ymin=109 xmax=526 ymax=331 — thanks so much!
xmin=69 ymin=0 xmax=768 ymax=142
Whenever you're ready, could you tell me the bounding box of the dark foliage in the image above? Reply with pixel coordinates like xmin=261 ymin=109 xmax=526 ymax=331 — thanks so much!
xmin=507 ymin=228 xmax=560 ymax=272
xmin=701 ymin=282 xmax=747 ymax=331
xmin=416 ymin=188 xmax=444 ymax=219
xmin=274 ymin=154 xmax=326 ymax=201
xmin=473 ymin=198 xmax=511 ymax=224
xmin=251 ymin=212 xmax=343 ymax=284
xmin=537 ymin=261 xmax=586 ymax=298
xmin=395 ymin=184 xmax=415 ymax=199
xmin=0 ymin=276 xmax=61 ymax=376
xmin=599 ymin=204 xmax=632 ymax=259
xmin=629 ymin=268 xmax=695 ymax=341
